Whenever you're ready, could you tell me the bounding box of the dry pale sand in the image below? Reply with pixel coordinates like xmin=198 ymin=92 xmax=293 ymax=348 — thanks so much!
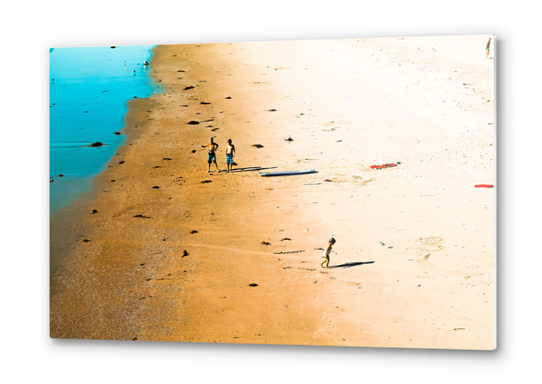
xmin=50 ymin=35 xmax=495 ymax=349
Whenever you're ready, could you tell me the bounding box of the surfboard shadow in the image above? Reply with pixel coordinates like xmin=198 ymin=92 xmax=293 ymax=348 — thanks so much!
xmin=330 ymin=261 xmax=374 ymax=269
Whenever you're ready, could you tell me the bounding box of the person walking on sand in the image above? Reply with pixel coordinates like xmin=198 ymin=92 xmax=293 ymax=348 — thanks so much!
xmin=321 ymin=237 xmax=336 ymax=269
xmin=201 ymin=137 xmax=219 ymax=173
xmin=486 ymin=38 xmax=491 ymax=59
xmin=226 ymin=139 xmax=236 ymax=173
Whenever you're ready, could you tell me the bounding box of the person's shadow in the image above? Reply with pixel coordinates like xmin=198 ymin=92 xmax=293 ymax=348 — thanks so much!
xmin=330 ymin=261 xmax=374 ymax=269
xmin=231 ymin=166 xmax=278 ymax=173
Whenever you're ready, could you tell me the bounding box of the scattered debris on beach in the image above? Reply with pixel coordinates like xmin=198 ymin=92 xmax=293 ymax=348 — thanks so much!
xmin=163 ymin=158 xmax=172 ymax=160
xmin=281 ymin=238 xmax=291 ymax=241
xmin=273 ymin=250 xmax=305 ymax=254
xmin=249 ymin=283 xmax=258 ymax=287
xmin=182 ymin=250 xmax=189 ymax=257
xmin=184 ymin=86 xmax=195 ymax=90
xmin=133 ymin=214 xmax=151 ymax=219
xmin=200 ymin=180 xmax=212 ymax=184
xmin=266 ymin=109 xmax=277 ymax=112
xmin=252 ymin=144 xmax=264 ymax=148
xmin=200 ymin=102 xmax=211 ymax=105
xmin=261 ymin=241 xmax=271 ymax=245
xmin=82 ymin=239 xmax=91 ymax=242
xmin=114 ymin=131 xmax=121 ymax=135
xmin=89 ymin=142 xmax=104 ymax=147
xmin=285 ymin=136 xmax=294 ymax=142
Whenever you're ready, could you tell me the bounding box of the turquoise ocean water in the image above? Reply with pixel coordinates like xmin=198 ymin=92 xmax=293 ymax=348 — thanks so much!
xmin=49 ymin=45 xmax=162 ymax=215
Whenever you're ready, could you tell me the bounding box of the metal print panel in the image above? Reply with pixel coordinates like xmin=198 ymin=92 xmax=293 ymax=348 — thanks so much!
xmin=50 ymin=35 xmax=496 ymax=349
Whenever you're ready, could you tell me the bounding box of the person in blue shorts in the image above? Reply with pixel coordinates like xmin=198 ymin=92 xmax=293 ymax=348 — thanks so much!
xmin=201 ymin=137 xmax=219 ymax=173
xmin=226 ymin=139 xmax=236 ymax=173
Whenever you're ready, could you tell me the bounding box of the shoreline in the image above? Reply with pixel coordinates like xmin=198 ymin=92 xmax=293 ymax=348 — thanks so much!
xmin=49 ymin=44 xmax=161 ymax=216
xmin=50 ymin=36 xmax=494 ymax=349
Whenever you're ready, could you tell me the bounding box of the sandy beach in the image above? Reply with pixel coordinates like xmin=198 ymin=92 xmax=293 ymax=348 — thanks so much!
xmin=50 ymin=35 xmax=494 ymax=349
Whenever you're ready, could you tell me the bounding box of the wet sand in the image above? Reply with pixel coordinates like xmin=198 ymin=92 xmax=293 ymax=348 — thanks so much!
xmin=50 ymin=36 xmax=495 ymax=349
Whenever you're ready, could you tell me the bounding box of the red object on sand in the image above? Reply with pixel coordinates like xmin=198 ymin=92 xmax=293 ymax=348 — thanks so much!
xmin=474 ymin=184 xmax=494 ymax=188
xmin=370 ymin=163 xmax=397 ymax=169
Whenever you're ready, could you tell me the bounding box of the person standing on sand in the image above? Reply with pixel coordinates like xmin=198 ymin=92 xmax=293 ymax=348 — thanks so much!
xmin=321 ymin=237 xmax=336 ymax=269
xmin=226 ymin=139 xmax=236 ymax=173
xmin=486 ymin=38 xmax=491 ymax=59
xmin=201 ymin=137 xmax=219 ymax=173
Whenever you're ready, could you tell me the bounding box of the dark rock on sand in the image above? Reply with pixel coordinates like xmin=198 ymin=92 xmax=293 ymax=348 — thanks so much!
xmin=119 ymin=161 xmax=125 ymax=164
xmin=188 ymin=121 xmax=200 ymax=125
xmin=133 ymin=214 xmax=151 ymax=219
xmin=91 ymin=209 xmax=98 ymax=214
xmin=163 ymin=158 xmax=172 ymax=160
xmin=114 ymin=131 xmax=121 ymax=135
xmin=191 ymin=230 xmax=198 ymax=234
xmin=249 ymin=283 xmax=258 ymax=287
xmin=191 ymin=150 xmax=196 ymax=153
xmin=184 ymin=86 xmax=195 ymax=90
xmin=152 ymin=186 xmax=160 ymax=189
xmin=261 ymin=241 xmax=271 ymax=245
xmin=90 ymin=142 xmax=104 ymax=147
xmin=200 ymin=102 xmax=211 ymax=105
xmin=252 ymin=144 xmax=264 ymax=148
xmin=182 ymin=250 xmax=189 ymax=257
xmin=200 ymin=180 xmax=212 ymax=184
xmin=225 ymin=96 xmax=232 ymax=99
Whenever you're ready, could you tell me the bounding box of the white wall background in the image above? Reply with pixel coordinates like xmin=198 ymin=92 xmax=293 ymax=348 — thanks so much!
xmin=1 ymin=1 xmax=539 ymax=383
